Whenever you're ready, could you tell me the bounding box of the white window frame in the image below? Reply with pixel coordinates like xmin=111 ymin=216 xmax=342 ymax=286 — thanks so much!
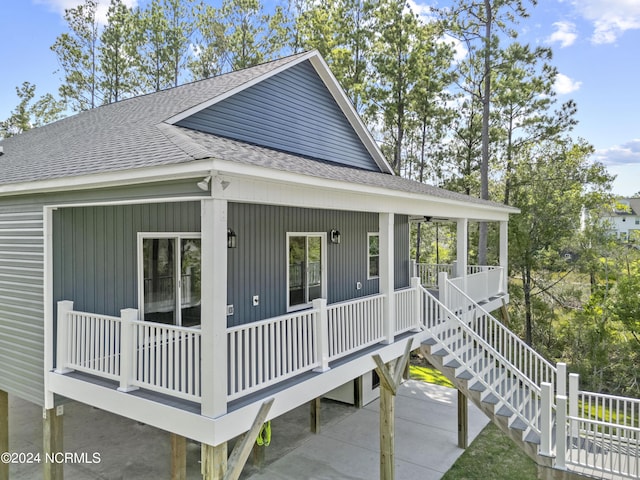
xmin=137 ymin=232 xmax=201 ymax=326
xmin=286 ymin=232 xmax=327 ymax=312
xmin=367 ymin=232 xmax=380 ymax=279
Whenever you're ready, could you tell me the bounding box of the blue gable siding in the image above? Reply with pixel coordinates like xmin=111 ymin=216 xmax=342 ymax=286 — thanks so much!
xmin=177 ymin=60 xmax=381 ymax=172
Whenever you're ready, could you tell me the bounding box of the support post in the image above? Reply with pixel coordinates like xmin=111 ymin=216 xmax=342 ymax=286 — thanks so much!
xmin=201 ymin=443 xmax=227 ymax=480
xmin=171 ymin=433 xmax=187 ymax=480
xmin=379 ymin=213 xmax=395 ymax=344
xmin=499 ymin=221 xmax=508 ymax=293
xmin=556 ymin=395 xmax=567 ymax=470
xmin=0 ymin=390 xmax=8 ymax=480
xmin=201 ymin=198 xmax=229 ymax=419
xmin=310 ymin=397 xmax=321 ymax=434
xmin=438 ymin=272 xmax=449 ymax=309
xmin=456 ymin=219 xmax=468 ymax=279
xmin=312 ymin=299 xmax=329 ymax=372
xmin=557 ymin=363 xmax=567 ymax=397
xmin=55 ymin=300 xmax=74 ymax=374
xmin=457 ymin=390 xmax=468 ymax=449
xmin=410 ymin=277 xmax=422 ymax=331
xmin=568 ymin=373 xmax=579 ymax=440
xmin=540 ymin=383 xmax=552 ymax=456
xmin=372 ymin=341 xmax=413 ymax=480
xmin=43 ymin=406 xmax=64 ymax=480
xmin=118 ymin=308 xmax=139 ymax=392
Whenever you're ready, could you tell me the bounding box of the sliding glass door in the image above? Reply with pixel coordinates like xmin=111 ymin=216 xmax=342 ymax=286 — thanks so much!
xmin=287 ymin=233 xmax=325 ymax=310
xmin=140 ymin=234 xmax=201 ymax=326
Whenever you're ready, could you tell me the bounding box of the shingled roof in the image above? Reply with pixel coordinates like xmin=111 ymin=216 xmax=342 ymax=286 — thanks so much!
xmin=0 ymin=51 xmax=516 ymax=212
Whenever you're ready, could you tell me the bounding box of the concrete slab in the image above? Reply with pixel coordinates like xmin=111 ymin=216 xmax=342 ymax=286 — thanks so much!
xmin=5 ymin=381 xmax=489 ymax=479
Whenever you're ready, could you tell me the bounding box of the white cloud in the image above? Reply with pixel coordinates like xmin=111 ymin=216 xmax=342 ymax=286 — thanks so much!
xmin=546 ymin=21 xmax=578 ymax=47
xmin=553 ymin=73 xmax=582 ymax=95
xmin=594 ymin=139 xmax=640 ymax=166
xmin=35 ymin=0 xmax=138 ymax=25
xmin=570 ymin=0 xmax=640 ymax=44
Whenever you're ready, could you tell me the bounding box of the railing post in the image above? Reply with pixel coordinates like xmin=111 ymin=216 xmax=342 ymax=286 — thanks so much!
xmin=117 ymin=308 xmax=139 ymax=392
xmin=452 ymin=260 xmax=459 ymax=278
xmin=569 ymin=373 xmax=579 ymax=440
xmin=55 ymin=300 xmax=74 ymax=374
xmin=556 ymin=395 xmax=567 ymax=470
xmin=313 ymin=299 xmax=330 ymax=372
xmin=540 ymin=382 xmax=553 ymax=456
xmin=410 ymin=260 xmax=417 ymax=278
xmin=438 ymin=271 xmax=449 ymax=309
xmin=557 ymin=363 xmax=567 ymax=397
xmin=410 ymin=277 xmax=422 ymax=331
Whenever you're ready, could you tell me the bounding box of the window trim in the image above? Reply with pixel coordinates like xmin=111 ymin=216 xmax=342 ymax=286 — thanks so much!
xmin=286 ymin=232 xmax=327 ymax=312
xmin=137 ymin=232 xmax=201 ymax=326
xmin=367 ymin=232 xmax=380 ymax=280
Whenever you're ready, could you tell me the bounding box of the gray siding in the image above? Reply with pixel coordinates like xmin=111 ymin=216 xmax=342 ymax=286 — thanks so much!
xmin=177 ymin=61 xmax=380 ymax=172
xmin=227 ymin=205 xmax=410 ymax=326
xmin=0 ymin=178 xmax=206 ymax=406
xmin=54 ymin=202 xmax=201 ymax=317
xmin=0 ymin=206 xmax=44 ymax=405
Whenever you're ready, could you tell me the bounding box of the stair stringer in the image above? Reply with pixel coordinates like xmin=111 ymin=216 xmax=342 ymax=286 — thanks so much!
xmin=420 ymin=339 xmax=549 ymax=466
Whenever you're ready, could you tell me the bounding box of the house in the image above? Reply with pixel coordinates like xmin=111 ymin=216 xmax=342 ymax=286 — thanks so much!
xmin=601 ymin=197 xmax=640 ymax=242
xmin=4 ymin=50 xmax=607 ymax=480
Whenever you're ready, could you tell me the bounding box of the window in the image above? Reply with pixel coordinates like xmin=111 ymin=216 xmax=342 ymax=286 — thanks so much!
xmin=287 ymin=233 xmax=326 ymax=311
xmin=368 ymin=233 xmax=379 ymax=279
xmin=138 ymin=233 xmax=201 ymax=327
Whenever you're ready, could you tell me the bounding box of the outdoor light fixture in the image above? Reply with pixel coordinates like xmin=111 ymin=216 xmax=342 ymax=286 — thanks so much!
xmin=330 ymin=229 xmax=341 ymax=244
xmin=197 ymin=175 xmax=211 ymax=191
xmin=227 ymin=228 xmax=237 ymax=248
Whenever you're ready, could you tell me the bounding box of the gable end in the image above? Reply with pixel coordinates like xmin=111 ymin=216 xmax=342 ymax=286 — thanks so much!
xmin=176 ymin=60 xmax=382 ymax=172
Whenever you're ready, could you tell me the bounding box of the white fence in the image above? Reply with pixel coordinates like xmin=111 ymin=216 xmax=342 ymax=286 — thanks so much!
xmin=57 ymin=302 xmax=203 ymax=402
xmin=555 ymin=375 xmax=640 ymax=478
xmin=227 ymin=309 xmax=319 ymax=401
xmin=327 ymin=294 xmax=385 ymax=361
xmin=415 ymin=263 xmax=454 ymax=288
xmin=447 ymin=267 xmax=505 ymax=305
xmin=57 ymin=285 xmax=420 ymax=404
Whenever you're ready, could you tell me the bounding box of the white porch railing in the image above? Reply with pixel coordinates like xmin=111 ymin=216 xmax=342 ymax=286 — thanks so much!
xmin=415 ymin=263 xmax=454 ymax=288
xmin=326 ymin=294 xmax=385 ymax=361
xmin=447 ymin=267 xmax=505 ymax=305
xmin=555 ymin=373 xmax=640 ymax=478
xmin=56 ymin=302 xmax=203 ymax=402
xmin=227 ymin=309 xmax=320 ymax=401
xmin=56 ymin=285 xmax=420 ymax=405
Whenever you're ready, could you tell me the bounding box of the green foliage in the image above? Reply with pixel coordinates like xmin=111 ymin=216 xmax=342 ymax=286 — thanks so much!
xmin=0 ymin=82 xmax=65 ymax=138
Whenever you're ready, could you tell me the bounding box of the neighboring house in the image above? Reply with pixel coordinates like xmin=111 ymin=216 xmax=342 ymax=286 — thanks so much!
xmin=0 ymin=51 xmax=527 ymax=478
xmin=601 ymin=197 xmax=640 ymax=242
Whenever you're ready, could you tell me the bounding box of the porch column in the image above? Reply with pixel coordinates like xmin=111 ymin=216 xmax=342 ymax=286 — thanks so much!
xmin=201 ymin=198 xmax=228 ymax=418
xmin=499 ymin=221 xmax=508 ymax=293
xmin=379 ymin=213 xmax=395 ymax=344
xmin=0 ymin=390 xmax=7 ymax=480
xmin=43 ymin=406 xmax=63 ymax=480
xmin=456 ymin=219 xmax=468 ymax=277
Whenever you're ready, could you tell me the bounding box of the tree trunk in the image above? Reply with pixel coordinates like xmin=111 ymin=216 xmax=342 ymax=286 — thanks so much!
xmin=478 ymin=0 xmax=492 ymax=266
xmin=522 ymin=267 xmax=533 ymax=346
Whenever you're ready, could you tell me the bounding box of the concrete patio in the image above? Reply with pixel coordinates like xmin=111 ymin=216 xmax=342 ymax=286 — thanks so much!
xmin=6 ymin=380 xmax=488 ymax=479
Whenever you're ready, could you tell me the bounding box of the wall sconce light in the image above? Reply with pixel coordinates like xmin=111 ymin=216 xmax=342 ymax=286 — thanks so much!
xmin=197 ymin=175 xmax=211 ymax=191
xmin=227 ymin=228 xmax=237 ymax=248
xmin=330 ymin=229 xmax=341 ymax=244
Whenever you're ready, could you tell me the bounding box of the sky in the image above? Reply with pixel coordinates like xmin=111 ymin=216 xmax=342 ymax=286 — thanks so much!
xmin=1 ymin=0 xmax=639 ymax=196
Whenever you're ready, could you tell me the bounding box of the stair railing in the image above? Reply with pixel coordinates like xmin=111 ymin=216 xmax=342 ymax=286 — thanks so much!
xmin=440 ymin=272 xmax=557 ymax=389
xmin=421 ymin=285 xmax=547 ymax=437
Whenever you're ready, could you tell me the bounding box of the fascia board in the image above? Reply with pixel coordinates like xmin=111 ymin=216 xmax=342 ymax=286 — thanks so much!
xmin=0 ymin=160 xmax=214 ymax=197
xmin=210 ymin=159 xmax=519 ymax=220
xmin=307 ymin=54 xmax=395 ymax=175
